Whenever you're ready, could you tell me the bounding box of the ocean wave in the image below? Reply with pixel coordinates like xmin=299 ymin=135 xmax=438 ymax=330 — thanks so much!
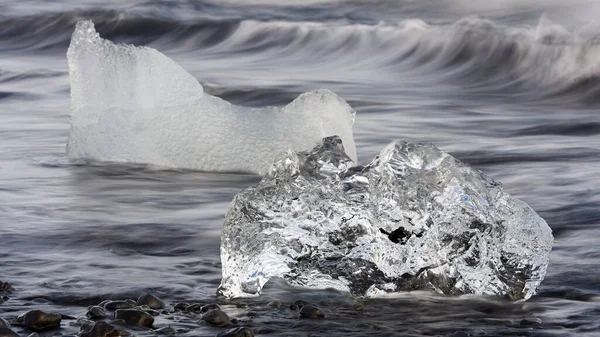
xmin=0 ymin=9 xmax=240 ymax=51
xmin=2 ymin=10 xmax=600 ymax=103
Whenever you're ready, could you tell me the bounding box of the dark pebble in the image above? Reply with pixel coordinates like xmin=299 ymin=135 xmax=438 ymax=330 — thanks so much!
xmin=200 ymin=310 xmax=231 ymax=327
xmin=216 ymin=327 xmax=254 ymax=337
xmin=353 ymin=303 xmax=365 ymax=311
xmin=520 ymin=317 xmax=543 ymax=326
xmin=0 ymin=328 xmax=19 ymax=337
xmin=267 ymin=301 xmax=281 ymax=308
xmin=289 ymin=304 xmax=298 ymax=310
xmin=77 ymin=318 xmax=95 ymax=332
xmin=0 ymin=282 xmax=13 ymax=292
xmin=124 ymin=299 xmax=137 ymax=306
xmin=104 ymin=301 xmax=134 ymax=311
xmin=137 ymin=294 xmax=165 ymax=310
xmin=293 ymin=300 xmax=315 ymax=309
xmin=153 ymin=326 xmax=176 ymax=335
xmin=98 ymin=300 xmax=111 ymax=307
xmin=80 ymin=321 xmax=120 ymax=337
xmin=0 ymin=318 xmax=10 ymax=328
xmin=142 ymin=309 xmax=161 ymax=317
xmin=114 ymin=309 xmax=154 ymax=328
xmin=184 ymin=304 xmax=202 ymax=313
xmin=87 ymin=306 xmax=106 ymax=320
xmin=0 ymin=297 xmax=5 ymax=305
xmin=171 ymin=303 xmax=189 ymax=313
xmin=235 ymin=303 xmax=247 ymax=309
xmin=299 ymin=305 xmax=325 ymax=319
xmin=14 ymin=310 xmax=62 ymax=330
xmin=245 ymin=312 xmax=259 ymax=318
xmin=200 ymin=304 xmax=220 ymax=313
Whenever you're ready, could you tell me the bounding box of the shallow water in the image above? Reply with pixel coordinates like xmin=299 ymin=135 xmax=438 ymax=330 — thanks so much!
xmin=0 ymin=0 xmax=599 ymax=336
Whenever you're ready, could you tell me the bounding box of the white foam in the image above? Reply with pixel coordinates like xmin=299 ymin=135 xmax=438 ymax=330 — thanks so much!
xmin=66 ymin=20 xmax=356 ymax=174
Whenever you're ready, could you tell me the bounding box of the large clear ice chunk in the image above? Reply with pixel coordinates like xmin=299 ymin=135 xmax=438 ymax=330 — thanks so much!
xmin=66 ymin=21 xmax=356 ymax=174
xmin=219 ymin=137 xmax=553 ymax=300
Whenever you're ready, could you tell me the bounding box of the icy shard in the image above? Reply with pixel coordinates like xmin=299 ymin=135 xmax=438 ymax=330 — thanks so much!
xmin=219 ymin=137 xmax=553 ymax=300
xmin=66 ymin=21 xmax=356 ymax=174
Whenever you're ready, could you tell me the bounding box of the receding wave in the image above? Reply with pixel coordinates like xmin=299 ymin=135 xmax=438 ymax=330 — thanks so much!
xmin=2 ymin=10 xmax=600 ymax=103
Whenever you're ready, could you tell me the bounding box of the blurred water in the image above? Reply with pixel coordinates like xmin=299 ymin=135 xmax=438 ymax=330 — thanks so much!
xmin=0 ymin=1 xmax=599 ymax=336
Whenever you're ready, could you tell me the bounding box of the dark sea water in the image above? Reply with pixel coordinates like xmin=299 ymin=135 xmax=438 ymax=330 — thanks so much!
xmin=1 ymin=0 xmax=599 ymax=336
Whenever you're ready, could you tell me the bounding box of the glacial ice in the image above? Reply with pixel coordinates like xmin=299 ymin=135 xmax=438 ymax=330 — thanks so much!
xmin=219 ymin=136 xmax=553 ymax=300
xmin=66 ymin=21 xmax=356 ymax=174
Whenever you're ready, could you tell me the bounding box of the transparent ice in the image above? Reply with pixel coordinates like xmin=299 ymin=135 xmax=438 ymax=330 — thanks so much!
xmin=67 ymin=21 xmax=356 ymax=174
xmin=219 ymin=137 xmax=553 ymax=300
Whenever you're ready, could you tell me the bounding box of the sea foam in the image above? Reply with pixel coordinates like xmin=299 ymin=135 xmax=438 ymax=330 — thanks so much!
xmin=66 ymin=20 xmax=356 ymax=174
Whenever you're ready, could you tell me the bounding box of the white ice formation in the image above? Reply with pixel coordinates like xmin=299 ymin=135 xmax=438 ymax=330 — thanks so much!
xmin=219 ymin=136 xmax=553 ymax=301
xmin=66 ymin=21 xmax=356 ymax=174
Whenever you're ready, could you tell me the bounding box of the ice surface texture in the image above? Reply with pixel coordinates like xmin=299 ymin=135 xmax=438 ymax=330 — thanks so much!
xmin=67 ymin=21 xmax=356 ymax=174
xmin=219 ymin=137 xmax=553 ymax=301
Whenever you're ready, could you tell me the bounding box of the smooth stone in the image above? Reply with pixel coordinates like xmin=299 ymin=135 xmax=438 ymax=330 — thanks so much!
xmin=184 ymin=304 xmax=202 ymax=313
xmin=200 ymin=310 xmax=231 ymax=327
xmin=153 ymin=326 xmax=176 ymax=335
xmin=267 ymin=301 xmax=281 ymax=308
xmin=0 ymin=297 xmax=5 ymax=305
xmin=247 ymin=311 xmax=261 ymax=319
xmin=0 ymin=328 xmax=19 ymax=337
xmin=0 ymin=318 xmax=10 ymax=328
xmin=114 ymin=309 xmax=154 ymax=328
xmin=0 ymin=282 xmax=13 ymax=292
xmin=137 ymin=294 xmax=165 ymax=310
xmin=293 ymin=300 xmax=315 ymax=309
xmin=14 ymin=310 xmax=62 ymax=330
xmin=171 ymin=303 xmax=189 ymax=313
xmin=87 ymin=306 xmax=106 ymax=320
xmin=216 ymin=327 xmax=254 ymax=337
xmin=98 ymin=300 xmax=111 ymax=307
xmin=104 ymin=301 xmax=134 ymax=311
xmin=80 ymin=321 xmax=120 ymax=337
xmin=299 ymin=305 xmax=325 ymax=319
xmin=142 ymin=309 xmax=160 ymax=317
xmin=77 ymin=318 xmax=95 ymax=331
xmin=289 ymin=304 xmax=298 ymax=310
xmin=200 ymin=304 xmax=220 ymax=313
xmin=124 ymin=299 xmax=137 ymax=306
